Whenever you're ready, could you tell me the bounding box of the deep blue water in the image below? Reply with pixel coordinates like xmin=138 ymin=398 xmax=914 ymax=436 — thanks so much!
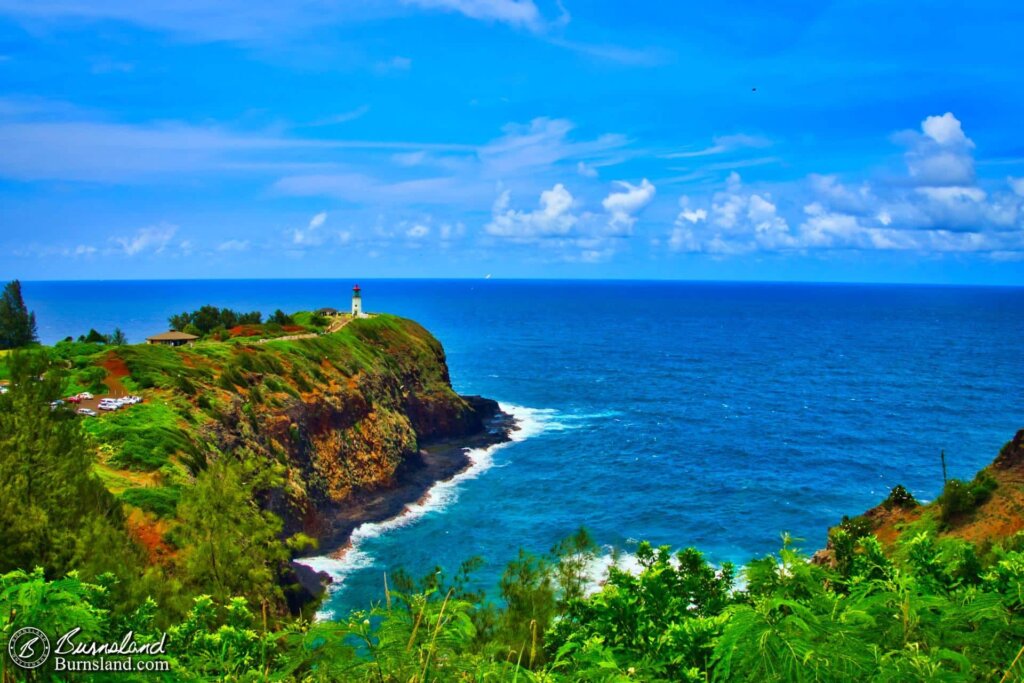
xmin=21 ymin=280 xmax=1024 ymax=616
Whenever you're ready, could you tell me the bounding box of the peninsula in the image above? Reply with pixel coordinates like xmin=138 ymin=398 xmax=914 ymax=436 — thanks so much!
xmin=0 ymin=298 xmax=511 ymax=613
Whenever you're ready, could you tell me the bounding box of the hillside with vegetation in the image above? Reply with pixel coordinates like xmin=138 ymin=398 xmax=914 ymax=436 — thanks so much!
xmin=1 ymin=289 xmax=1023 ymax=680
xmin=2 ymin=429 xmax=1024 ymax=681
xmin=0 ymin=312 xmax=495 ymax=623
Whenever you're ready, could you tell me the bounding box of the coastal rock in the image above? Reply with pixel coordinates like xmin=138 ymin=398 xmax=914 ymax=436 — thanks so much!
xmin=993 ymin=429 xmax=1024 ymax=470
xmin=91 ymin=314 xmax=507 ymax=614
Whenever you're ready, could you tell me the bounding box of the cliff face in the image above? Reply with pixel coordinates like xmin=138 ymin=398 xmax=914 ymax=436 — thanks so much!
xmin=84 ymin=314 xmax=499 ymax=553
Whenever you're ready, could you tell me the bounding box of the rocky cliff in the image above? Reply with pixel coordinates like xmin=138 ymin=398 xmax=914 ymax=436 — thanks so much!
xmin=73 ymin=314 xmax=505 ymax=571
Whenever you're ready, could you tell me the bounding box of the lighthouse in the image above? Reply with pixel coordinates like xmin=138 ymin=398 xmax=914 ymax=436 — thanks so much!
xmin=351 ymin=284 xmax=365 ymax=318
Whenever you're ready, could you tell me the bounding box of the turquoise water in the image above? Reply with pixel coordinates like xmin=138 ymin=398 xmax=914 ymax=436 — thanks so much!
xmin=21 ymin=280 xmax=1024 ymax=616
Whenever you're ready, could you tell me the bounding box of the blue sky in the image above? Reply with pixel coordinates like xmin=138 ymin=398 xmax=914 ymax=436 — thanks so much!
xmin=1 ymin=0 xmax=1023 ymax=283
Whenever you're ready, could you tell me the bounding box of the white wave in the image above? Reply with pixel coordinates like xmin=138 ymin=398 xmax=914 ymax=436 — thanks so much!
xmin=580 ymin=548 xmax=741 ymax=596
xmin=296 ymin=402 xmax=553 ymax=620
xmin=525 ymin=407 xmax=622 ymax=432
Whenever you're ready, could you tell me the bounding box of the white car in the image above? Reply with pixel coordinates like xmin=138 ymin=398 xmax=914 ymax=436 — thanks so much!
xmin=77 ymin=392 xmax=94 ymax=400
xmin=77 ymin=408 xmax=97 ymax=416
xmin=98 ymin=400 xmax=119 ymax=411
xmin=0 ymin=385 xmax=9 ymax=394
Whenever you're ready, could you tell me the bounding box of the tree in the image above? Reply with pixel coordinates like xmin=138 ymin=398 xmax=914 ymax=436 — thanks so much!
xmin=0 ymin=352 xmax=142 ymax=583
xmin=269 ymin=309 xmax=294 ymax=326
xmin=498 ymin=549 xmax=556 ymax=666
xmin=78 ymin=328 xmax=109 ymax=344
xmin=168 ymin=306 xmax=264 ymax=336
xmin=110 ymin=327 xmax=127 ymax=345
xmin=174 ymin=450 xmax=290 ymax=613
xmin=0 ymin=279 xmax=38 ymax=349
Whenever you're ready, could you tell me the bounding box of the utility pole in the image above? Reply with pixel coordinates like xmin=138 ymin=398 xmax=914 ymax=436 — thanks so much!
xmin=941 ymin=449 xmax=948 ymax=486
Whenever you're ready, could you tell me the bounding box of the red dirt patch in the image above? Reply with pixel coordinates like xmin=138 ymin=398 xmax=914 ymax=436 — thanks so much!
xmin=126 ymin=509 xmax=174 ymax=564
xmin=229 ymin=324 xmax=265 ymax=338
xmin=100 ymin=352 xmax=130 ymax=395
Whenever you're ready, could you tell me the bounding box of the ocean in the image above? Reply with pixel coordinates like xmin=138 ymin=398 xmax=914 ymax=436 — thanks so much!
xmin=21 ymin=279 xmax=1024 ymax=616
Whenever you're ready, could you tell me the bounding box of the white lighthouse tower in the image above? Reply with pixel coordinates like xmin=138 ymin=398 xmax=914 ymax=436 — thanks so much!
xmin=351 ymin=284 xmax=365 ymax=318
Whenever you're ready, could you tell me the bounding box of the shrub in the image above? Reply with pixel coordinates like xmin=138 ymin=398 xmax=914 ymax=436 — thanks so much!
xmin=938 ymin=472 xmax=997 ymax=525
xmin=883 ymin=484 xmax=918 ymax=509
xmin=119 ymin=486 xmax=181 ymax=517
xmin=836 ymin=514 xmax=873 ymax=539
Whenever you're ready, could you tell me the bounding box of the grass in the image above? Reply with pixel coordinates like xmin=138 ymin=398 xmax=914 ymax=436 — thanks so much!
xmin=82 ymin=401 xmax=197 ymax=471
xmin=119 ymin=486 xmax=181 ymax=518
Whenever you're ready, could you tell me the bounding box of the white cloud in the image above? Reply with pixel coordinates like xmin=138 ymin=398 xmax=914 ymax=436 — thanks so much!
xmin=922 ymin=112 xmax=973 ymax=147
xmin=478 ymin=117 xmax=628 ymax=179
xmin=401 ymin=0 xmax=543 ymax=31
xmin=486 ymin=183 xmax=578 ymax=239
xmin=406 ymin=223 xmax=430 ymax=238
xmin=577 ymin=161 xmax=598 ymax=178
xmin=292 ymin=211 xmax=328 ymax=245
xmin=665 ymin=113 xmax=1024 ymax=259
xmin=113 ymin=224 xmax=177 ymax=255
xmin=602 ymin=178 xmax=655 ymax=234
xmin=902 ymin=112 xmax=976 ymax=187
xmin=1009 ymin=177 xmax=1024 ymax=197
xmin=217 ymin=239 xmax=250 ymax=251
xmin=663 ymin=133 xmax=772 ymax=159
xmin=439 ymin=221 xmax=466 ymax=240
xmin=305 ymin=105 xmax=371 ymax=127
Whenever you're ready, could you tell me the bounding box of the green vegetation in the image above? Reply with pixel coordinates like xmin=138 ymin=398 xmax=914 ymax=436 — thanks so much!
xmin=938 ymin=471 xmax=999 ymax=525
xmin=3 ymin=528 xmax=1024 ymax=681
xmin=3 ymin=308 xmax=1023 ymax=680
xmin=81 ymin=401 xmax=199 ymax=471
xmin=883 ymin=483 xmax=919 ymax=509
xmin=76 ymin=326 xmax=128 ymax=345
xmin=0 ymin=353 xmax=143 ymax=587
xmin=118 ymin=486 xmax=181 ymax=517
xmin=270 ymin=309 xmax=294 ymax=325
xmin=169 ymin=305 xmax=263 ymax=336
xmin=0 ymin=279 xmax=37 ymax=349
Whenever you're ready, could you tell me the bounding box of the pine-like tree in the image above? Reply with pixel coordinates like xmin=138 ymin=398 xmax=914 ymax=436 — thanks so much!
xmin=0 ymin=352 xmax=142 ymax=581
xmin=0 ymin=279 xmax=38 ymax=349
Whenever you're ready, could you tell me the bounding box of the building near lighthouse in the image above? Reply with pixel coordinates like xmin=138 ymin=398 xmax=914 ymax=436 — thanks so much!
xmin=351 ymin=284 xmax=366 ymax=318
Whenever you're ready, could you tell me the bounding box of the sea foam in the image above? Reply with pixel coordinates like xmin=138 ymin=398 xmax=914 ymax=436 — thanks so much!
xmin=299 ymin=402 xmax=551 ymax=620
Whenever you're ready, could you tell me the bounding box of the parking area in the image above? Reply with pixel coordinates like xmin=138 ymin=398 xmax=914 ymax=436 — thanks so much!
xmin=60 ymin=392 xmax=143 ymax=416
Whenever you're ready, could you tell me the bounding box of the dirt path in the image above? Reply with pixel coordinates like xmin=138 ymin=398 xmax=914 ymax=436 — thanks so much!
xmin=257 ymin=332 xmax=320 ymax=344
xmin=255 ymin=316 xmax=353 ymax=343
xmin=325 ymin=316 xmax=353 ymax=334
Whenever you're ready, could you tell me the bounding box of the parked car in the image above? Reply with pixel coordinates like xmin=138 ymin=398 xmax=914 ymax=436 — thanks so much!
xmin=67 ymin=395 xmax=82 ymax=404
xmin=98 ymin=401 xmax=119 ymax=411
xmin=77 ymin=408 xmax=97 ymax=416
xmin=77 ymin=392 xmax=94 ymax=400
xmin=49 ymin=399 xmax=64 ymax=410
xmin=0 ymin=385 xmax=9 ymax=394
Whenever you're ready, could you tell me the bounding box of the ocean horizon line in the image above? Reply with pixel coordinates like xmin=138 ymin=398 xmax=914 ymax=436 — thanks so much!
xmin=12 ymin=276 xmax=1024 ymax=289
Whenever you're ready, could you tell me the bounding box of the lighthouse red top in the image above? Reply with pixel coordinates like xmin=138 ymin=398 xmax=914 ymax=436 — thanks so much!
xmin=353 ymin=284 xmax=361 ymax=293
